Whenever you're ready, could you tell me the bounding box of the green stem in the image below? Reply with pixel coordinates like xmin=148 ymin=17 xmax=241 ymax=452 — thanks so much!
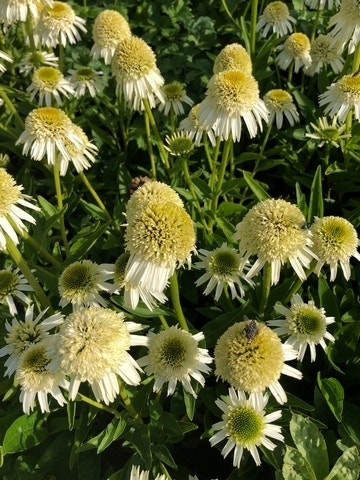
xmin=5 ymin=235 xmax=52 ymax=311
xmin=259 ymin=122 xmax=272 ymax=156
xmin=118 ymin=380 xmax=142 ymax=422
xmin=283 ymin=263 xmax=316 ymax=305
xmin=143 ymin=106 xmax=157 ymax=179
xmin=258 ymin=262 xmax=271 ymax=319
xmin=76 ymin=393 xmax=122 ymax=419
xmin=179 ymin=157 xmax=207 ymax=227
xmin=142 ymin=98 xmax=170 ymax=170
xmin=78 ymin=171 xmax=112 ymax=221
xmin=220 ymin=0 xmax=237 ymax=26
xmin=159 ymin=314 xmax=170 ymax=329
xmin=169 ymin=272 xmax=189 ymax=331
xmin=250 ymin=0 xmax=259 ymax=58
xmin=21 ymin=230 xmax=62 ymax=269
xmin=53 ymin=162 xmax=70 ymax=257
xmin=0 ymin=87 xmax=24 ymax=131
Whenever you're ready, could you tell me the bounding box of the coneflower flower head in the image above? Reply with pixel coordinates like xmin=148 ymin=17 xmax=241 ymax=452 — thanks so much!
xmin=276 ymin=32 xmax=312 ymax=72
xmin=257 ymin=1 xmax=296 ymax=38
xmin=213 ymin=43 xmax=252 ymax=74
xmin=111 ymin=35 xmax=165 ymax=111
xmin=319 ymin=73 xmax=360 ymax=122
xmin=91 ymin=9 xmax=131 ymax=64
xmin=263 ymin=89 xmax=299 ymax=129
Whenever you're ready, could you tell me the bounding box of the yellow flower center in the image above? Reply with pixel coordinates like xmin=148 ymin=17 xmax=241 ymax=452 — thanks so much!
xmin=42 ymin=2 xmax=75 ymax=24
xmin=338 ymin=74 xmax=360 ymax=100
xmin=25 ymin=107 xmax=73 ymax=139
xmin=33 ymin=66 xmax=63 ymax=89
xmin=264 ymin=89 xmax=292 ymax=110
xmin=227 ymin=405 xmax=264 ymax=445
xmin=288 ymin=304 xmax=326 ymax=340
xmin=125 ymin=201 xmax=195 ymax=265
xmin=209 ymin=249 xmax=240 ymax=276
xmin=92 ymin=10 xmax=131 ymax=47
xmin=0 ymin=168 xmax=20 ymax=216
xmin=112 ymin=36 xmax=157 ymax=79
xmin=215 ymin=321 xmax=285 ymax=393
xmin=162 ymin=82 xmax=185 ymax=100
xmin=213 ymin=43 xmax=252 ymax=75
xmin=0 ymin=270 xmax=18 ymax=300
xmin=75 ymin=67 xmax=95 ymax=81
xmin=311 ymin=216 xmax=359 ymax=262
xmin=285 ymin=33 xmax=311 ymax=56
xmin=264 ymin=1 xmax=290 ymax=22
xmin=237 ymin=199 xmax=308 ymax=262
xmin=208 ymin=71 xmax=259 ymax=115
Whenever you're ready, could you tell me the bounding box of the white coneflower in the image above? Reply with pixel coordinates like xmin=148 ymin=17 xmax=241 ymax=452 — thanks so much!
xmin=16 ymin=107 xmax=97 ymax=174
xmin=310 ymin=216 xmax=360 ymax=281
xmin=124 ymin=201 xmax=196 ymax=308
xmin=328 ymin=0 xmax=360 ymax=53
xmin=17 ymin=338 xmax=68 ymax=414
xmin=214 ymin=320 xmax=302 ymax=404
xmin=0 ymin=168 xmax=40 ymax=251
xmin=234 ymin=199 xmax=317 ymax=286
xmin=54 ymin=306 xmax=147 ymax=404
xmin=305 ymin=0 xmax=340 ymax=9
xmin=90 ymin=9 xmax=131 ymax=64
xmin=197 ymin=71 xmax=269 ymax=142
xmin=58 ymin=259 xmax=113 ymax=310
xmin=179 ymin=103 xmax=217 ymax=147
xmin=18 ymin=50 xmax=59 ymax=76
xmin=164 ymin=131 xmax=195 ymax=157
xmin=138 ymin=326 xmax=212 ymax=397
xmin=0 ymin=0 xmax=51 ymax=25
xmin=213 ymin=43 xmax=252 ymax=75
xmin=306 ymin=34 xmax=344 ymax=76
xmin=0 ymin=50 xmax=13 ymax=73
xmin=318 ymin=73 xmax=360 ymax=122
xmin=57 ymin=124 xmax=98 ymax=175
xmin=0 ymin=304 xmax=63 ymax=376
xmin=194 ymin=243 xmax=253 ymax=301
xmin=35 ymin=1 xmax=86 ymax=48
xmin=125 ymin=179 xmax=184 ymax=221
xmin=0 ymin=267 xmax=33 ymax=315
xmin=130 ymin=465 xmax=167 ymax=480
xmin=111 ymin=36 xmax=165 ymax=111
xmin=263 ymin=89 xmax=299 ymax=129
xmin=27 ymin=66 xmax=75 ymax=106
xmin=268 ymin=294 xmax=335 ymax=362
xmin=305 ymin=116 xmax=350 ymax=148
xmin=158 ymin=81 xmax=194 ymax=116
xmin=257 ymin=1 xmax=296 ymax=38
xmin=210 ymin=388 xmax=284 ymax=467
xmin=67 ymin=67 xmax=106 ymax=98
xmin=276 ymin=32 xmax=312 ymax=73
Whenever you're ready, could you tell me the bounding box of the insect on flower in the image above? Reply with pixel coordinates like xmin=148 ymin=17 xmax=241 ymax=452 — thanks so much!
xmin=245 ymin=319 xmax=258 ymax=342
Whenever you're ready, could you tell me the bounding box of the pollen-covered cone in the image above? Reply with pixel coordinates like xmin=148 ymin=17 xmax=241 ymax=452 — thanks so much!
xmin=124 ymin=200 xmax=196 ymax=301
xmin=213 ymin=43 xmax=252 ymax=75
xmin=53 ymin=306 xmax=146 ymax=405
xmin=125 ymin=180 xmax=184 ymax=221
xmin=111 ymin=35 xmax=165 ymax=111
xmin=234 ymin=198 xmax=317 ymax=285
xmin=91 ymin=9 xmax=131 ymax=64
xmin=214 ymin=320 xmax=302 ymax=404
xmin=197 ymin=70 xmax=269 ymax=142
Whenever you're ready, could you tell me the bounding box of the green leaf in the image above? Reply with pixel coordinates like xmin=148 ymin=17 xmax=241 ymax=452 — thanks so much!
xmin=217 ymin=201 xmax=247 ymax=217
xmin=97 ymin=416 xmax=127 ymax=453
xmin=69 ymin=222 xmax=110 ymax=258
xmin=324 ymin=446 xmax=360 ymax=480
xmin=308 ymin=165 xmax=323 ymax=221
xmin=282 ymin=445 xmax=317 ymax=480
xmin=289 ymin=413 xmax=329 ymax=480
xmin=341 ymin=402 xmax=360 ymax=446
xmin=126 ymin=424 xmax=152 ymax=468
xmin=242 ymin=170 xmax=270 ymax=201
xmin=2 ymin=411 xmax=48 ymax=455
xmin=318 ymin=276 xmax=341 ymax=320
xmin=317 ymin=374 xmax=344 ymax=422
xmin=152 ymin=443 xmax=178 ymax=469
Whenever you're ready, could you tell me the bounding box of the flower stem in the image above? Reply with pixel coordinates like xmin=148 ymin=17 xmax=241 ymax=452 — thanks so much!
xmin=78 ymin=171 xmax=112 ymax=221
xmin=250 ymin=0 xmax=259 ymax=57
xmin=5 ymin=235 xmax=52 ymax=311
xmin=118 ymin=380 xmax=142 ymax=422
xmin=143 ymin=105 xmax=157 ymax=179
xmin=53 ymin=162 xmax=70 ymax=257
xmin=283 ymin=264 xmax=316 ymax=305
xmin=179 ymin=157 xmax=207 ymax=228
xmin=142 ymin=98 xmax=170 ymax=171
xmin=258 ymin=262 xmax=271 ymax=319
xmin=0 ymin=87 xmax=24 ymax=131
xmin=21 ymin=230 xmax=62 ymax=269
xmin=169 ymin=272 xmax=189 ymax=331
xmin=76 ymin=392 xmax=123 ymax=419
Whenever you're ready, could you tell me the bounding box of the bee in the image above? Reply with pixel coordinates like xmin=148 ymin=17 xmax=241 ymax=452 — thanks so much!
xmin=245 ymin=320 xmax=258 ymax=342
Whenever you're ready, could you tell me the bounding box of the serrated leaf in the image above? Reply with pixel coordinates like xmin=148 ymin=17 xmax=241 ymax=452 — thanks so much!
xmin=324 ymin=446 xmax=360 ymax=480
xmin=289 ymin=413 xmax=329 ymax=480
xmin=317 ymin=374 xmax=344 ymax=422
xmin=282 ymin=445 xmax=317 ymax=480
